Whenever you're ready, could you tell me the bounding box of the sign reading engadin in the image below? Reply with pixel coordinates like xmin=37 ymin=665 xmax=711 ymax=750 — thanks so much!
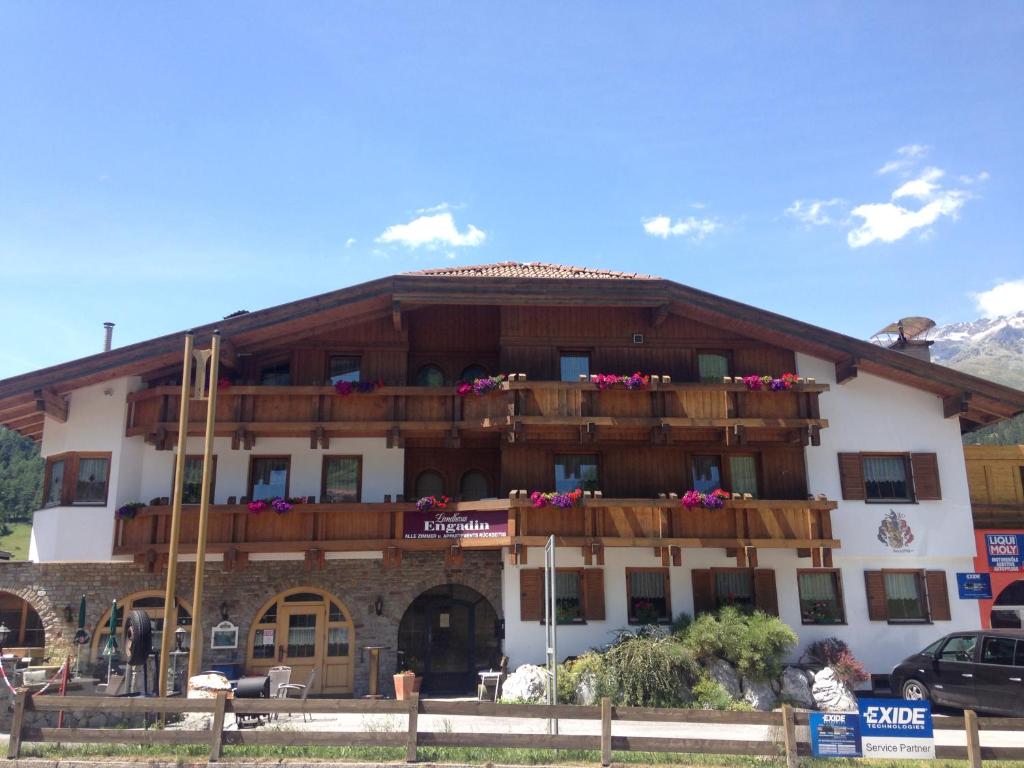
xmin=957 ymin=572 xmax=993 ymax=599
xmin=986 ymin=533 xmax=1023 ymax=571
xmin=810 ymin=712 xmax=862 ymax=757
xmin=403 ymin=509 xmax=508 ymax=540
xmin=858 ymin=699 xmax=934 ymax=759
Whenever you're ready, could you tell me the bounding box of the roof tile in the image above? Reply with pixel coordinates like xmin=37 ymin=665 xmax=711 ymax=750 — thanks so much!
xmin=403 ymin=261 xmax=657 ymax=280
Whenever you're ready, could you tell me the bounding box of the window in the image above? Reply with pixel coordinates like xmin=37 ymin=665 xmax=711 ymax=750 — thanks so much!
xmin=797 ymin=570 xmax=846 ymax=624
xmin=416 ymin=364 xmax=446 ymax=387
xmin=42 ymin=452 xmax=111 ymax=506
xmin=838 ymin=453 xmax=941 ymax=502
xmin=328 ymin=356 xmax=361 ymax=385
xmin=864 ymin=570 xmax=950 ymax=623
xmin=691 ymin=455 xmax=722 ymax=494
xmin=0 ymin=593 xmax=45 ymax=648
xmin=460 ymin=364 xmax=489 ymax=382
xmin=560 ymin=352 xmax=590 ymax=382
xmin=249 ymin=457 xmax=290 ymax=500
xmin=519 ymin=568 xmax=605 ymax=623
xmin=981 ymin=636 xmax=1019 ymax=666
xmin=714 ymin=569 xmax=754 ymax=609
xmin=626 ymin=568 xmax=671 ymax=624
xmin=729 ymin=456 xmax=759 ymax=497
xmin=697 ymin=352 xmax=730 ymax=383
xmin=937 ymin=635 xmax=977 ymax=662
xmin=459 ymin=470 xmax=489 ymax=501
xmin=555 ymin=570 xmax=583 ymax=623
xmin=554 ymin=454 xmax=599 ymax=493
xmin=691 ymin=568 xmax=778 ymax=615
xmin=415 ymin=470 xmax=445 ymax=499
xmin=172 ymin=456 xmax=217 ymax=505
xmin=321 ymin=456 xmax=361 ymax=503
xmin=259 ymin=361 xmax=291 ymax=386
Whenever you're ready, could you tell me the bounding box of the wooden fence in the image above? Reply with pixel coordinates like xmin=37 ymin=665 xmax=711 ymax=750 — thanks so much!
xmin=6 ymin=692 xmax=1024 ymax=766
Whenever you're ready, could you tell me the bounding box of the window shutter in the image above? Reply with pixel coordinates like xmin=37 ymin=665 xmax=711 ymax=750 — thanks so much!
xmin=926 ymin=571 xmax=951 ymax=621
xmin=519 ymin=569 xmax=543 ymax=622
xmin=584 ymin=569 xmax=605 ymax=621
xmin=911 ymin=453 xmax=942 ymax=501
xmin=837 ymin=453 xmax=866 ymax=500
xmin=753 ymin=569 xmax=779 ymax=616
xmin=864 ymin=571 xmax=888 ymax=621
xmin=691 ymin=569 xmax=715 ymax=615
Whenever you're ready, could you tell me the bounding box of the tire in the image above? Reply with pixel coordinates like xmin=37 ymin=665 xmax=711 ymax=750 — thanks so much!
xmin=901 ymin=678 xmax=930 ymax=702
xmin=124 ymin=609 xmax=153 ymax=666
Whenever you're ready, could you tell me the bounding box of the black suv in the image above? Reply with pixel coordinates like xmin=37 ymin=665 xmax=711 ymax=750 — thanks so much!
xmin=890 ymin=629 xmax=1024 ymax=716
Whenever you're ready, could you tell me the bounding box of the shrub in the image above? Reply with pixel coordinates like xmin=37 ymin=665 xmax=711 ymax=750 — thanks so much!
xmin=803 ymin=638 xmax=869 ymax=684
xmin=670 ymin=611 xmax=693 ymax=636
xmin=681 ymin=607 xmax=797 ymax=681
xmin=556 ymin=652 xmax=618 ymax=704
xmin=691 ymin=674 xmax=754 ymax=711
xmin=605 ymin=632 xmax=699 ymax=707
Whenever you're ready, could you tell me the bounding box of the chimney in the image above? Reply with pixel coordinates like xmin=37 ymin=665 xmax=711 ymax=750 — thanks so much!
xmin=103 ymin=322 xmax=115 ymax=353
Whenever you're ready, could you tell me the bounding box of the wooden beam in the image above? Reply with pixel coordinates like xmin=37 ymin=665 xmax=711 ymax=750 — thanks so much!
xmin=33 ymin=388 xmax=68 ymax=423
xmin=943 ymin=392 xmax=972 ymax=419
xmin=392 ymin=300 xmax=403 ymax=333
xmin=835 ymin=357 xmax=858 ymax=384
xmin=650 ymin=304 xmax=670 ymax=327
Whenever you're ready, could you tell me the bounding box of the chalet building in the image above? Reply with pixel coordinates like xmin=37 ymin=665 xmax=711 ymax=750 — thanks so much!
xmin=2 ymin=262 xmax=1024 ymax=696
xmin=965 ymin=445 xmax=1024 ymax=628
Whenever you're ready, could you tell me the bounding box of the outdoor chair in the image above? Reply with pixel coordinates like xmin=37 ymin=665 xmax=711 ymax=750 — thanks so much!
xmin=267 ymin=666 xmax=292 ymax=720
xmin=277 ymin=667 xmax=317 ymax=722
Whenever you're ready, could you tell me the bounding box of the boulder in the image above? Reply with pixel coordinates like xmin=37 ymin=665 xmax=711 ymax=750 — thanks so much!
xmin=703 ymin=658 xmax=741 ymax=700
xmin=811 ymin=667 xmax=858 ymax=712
xmin=500 ymin=664 xmax=548 ymax=703
xmin=780 ymin=666 xmax=815 ymax=709
xmin=576 ymin=672 xmax=599 ymax=706
xmin=741 ymin=676 xmax=778 ymax=711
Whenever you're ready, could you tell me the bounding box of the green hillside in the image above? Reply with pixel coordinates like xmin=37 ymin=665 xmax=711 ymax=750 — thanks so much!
xmin=0 ymin=427 xmax=43 ymax=527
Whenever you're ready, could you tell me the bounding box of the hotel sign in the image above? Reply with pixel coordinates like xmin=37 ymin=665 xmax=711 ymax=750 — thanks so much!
xmin=403 ymin=509 xmax=508 ymax=540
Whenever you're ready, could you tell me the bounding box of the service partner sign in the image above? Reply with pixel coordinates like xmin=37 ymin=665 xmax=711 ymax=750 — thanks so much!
xmin=403 ymin=509 xmax=508 ymax=540
xmin=858 ymin=699 xmax=934 ymax=759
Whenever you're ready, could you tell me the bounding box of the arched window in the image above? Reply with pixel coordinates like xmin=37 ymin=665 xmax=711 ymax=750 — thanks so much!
xmin=415 ymin=470 xmax=446 ymax=499
xmin=416 ymin=365 xmax=446 ymax=387
xmin=92 ymin=591 xmax=192 ymax=662
xmin=460 ymin=470 xmax=490 ymax=501
xmin=0 ymin=592 xmax=44 ymax=650
xmin=459 ymin=364 xmax=489 ymax=382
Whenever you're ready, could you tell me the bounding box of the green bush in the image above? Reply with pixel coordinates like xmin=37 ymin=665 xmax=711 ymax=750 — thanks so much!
xmin=557 ymin=652 xmax=618 ymax=704
xmin=681 ymin=606 xmax=797 ymax=681
xmin=691 ymin=674 xmax=754 ymax=711
xmin=605 ymin=632 xmax=699 ymax=707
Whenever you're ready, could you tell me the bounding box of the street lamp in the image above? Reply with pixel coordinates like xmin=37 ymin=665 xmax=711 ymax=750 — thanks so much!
xmin=0 ymin=622 xmax=11 ymax=655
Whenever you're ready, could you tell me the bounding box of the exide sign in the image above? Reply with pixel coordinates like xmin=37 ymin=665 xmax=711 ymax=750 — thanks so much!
xmin=987 ymin=533 xmax=1024 ymax=571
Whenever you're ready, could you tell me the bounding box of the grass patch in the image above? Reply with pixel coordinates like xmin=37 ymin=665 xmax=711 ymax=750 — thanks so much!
xmin=0 ymin=521 xmax=31 ymax=560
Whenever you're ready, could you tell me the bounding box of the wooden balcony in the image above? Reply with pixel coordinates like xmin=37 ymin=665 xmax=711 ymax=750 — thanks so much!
xmin=125 ymin=379 xmax=829 ymax=448
xmin=113 ymin=496 xmax=839 ymax=570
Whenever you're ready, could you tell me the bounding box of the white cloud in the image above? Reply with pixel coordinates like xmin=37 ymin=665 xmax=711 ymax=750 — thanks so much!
xmin=642 ymin=215 xmax=719 ymax=240
xmin=847 ymin=190 xmax=966 ymax=247
xmin=415 ymin=201 xmax=464 ymax=215
xmin=959 ymin=170 xmax=991 ymax=185
xmin=344 ymin=238 xmax=356 ymax=249
xmin=891 ymin=167 xmax=945 ymax=201
xmin=376 ymin=212 xmax=486 ymax=249
xmin=877 ymin=144 xmax=930 ymax=175
xmin=972 ymin=279 xmax=1024 ymax=318
xmin=784 ymin=198 xmax=844 ymax=226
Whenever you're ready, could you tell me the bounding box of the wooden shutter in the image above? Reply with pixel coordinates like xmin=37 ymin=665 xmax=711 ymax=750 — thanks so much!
xmin=519 ymin=569 xmax=543 ymax=622
xmin=838 ymin=453 xmax=865 ymax=500
xmin=911 ymin=453 xmax=942 ymax=500
xmin=753 ymin=569 xmax=779 ymax=616
xmin=583 ymin=569 xmax=605 ymax=621
xmin=926 ymin=571 xmax=951 ymax=621
xmin=864 ymin=570 xmax=888 ymax=621
xmin=691 ymin=569 xmax=715 ymax=615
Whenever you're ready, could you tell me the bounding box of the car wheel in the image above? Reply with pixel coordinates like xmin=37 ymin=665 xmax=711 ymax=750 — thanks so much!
xmin=902 ymin=678 xmax=930 ymax=702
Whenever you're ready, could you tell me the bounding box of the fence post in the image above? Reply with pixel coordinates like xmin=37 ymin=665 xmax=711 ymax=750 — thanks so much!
xmin=780 ymin=703 xmax=798 ymax=768
xmin=600 ymin=697 xmax=612 ymax=767
xmin=6 ymin=691 xmax=28 ymax=760
xmin=209 ymin=692 xmax=227 ymax=762
xmin=964 ymin=709 xmax=981 ymax=768
xmin=405 ymin=693 xmax=419 ymax=763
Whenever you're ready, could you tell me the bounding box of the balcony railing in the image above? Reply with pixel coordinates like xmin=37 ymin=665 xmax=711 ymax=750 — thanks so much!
xmin=125 ymin=379 xmax=829 ymax=448
xmin=113 ymin=496 xmax=839 ymax=567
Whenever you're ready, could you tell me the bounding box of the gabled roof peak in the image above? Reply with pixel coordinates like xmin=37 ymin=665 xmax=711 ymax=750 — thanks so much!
xmin=403 ymin=261 xmax=657 ymax=280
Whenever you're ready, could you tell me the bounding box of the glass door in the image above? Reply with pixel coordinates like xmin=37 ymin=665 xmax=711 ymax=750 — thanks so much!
xmin=280 ymin=605 xmax=325 ymax=694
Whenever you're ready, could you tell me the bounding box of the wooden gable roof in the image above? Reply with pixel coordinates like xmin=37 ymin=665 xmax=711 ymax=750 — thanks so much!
xmin=2 ymin=263 xmax=1022 ymax=440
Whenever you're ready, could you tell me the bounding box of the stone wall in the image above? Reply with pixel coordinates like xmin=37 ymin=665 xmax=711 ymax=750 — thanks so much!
xmin=0 ymin=550 xmax=503 ymax=703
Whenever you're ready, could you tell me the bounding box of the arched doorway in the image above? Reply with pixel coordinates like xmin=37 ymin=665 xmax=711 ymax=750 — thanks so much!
xmin=398 ymin=584 xmax=500 ymax=695
xmin=992 ymin=580 xmax=1024 ymax=628
xmin=92 ymin=591 xmax=192 ymax=664
xmin=247 ymin=588 xmax=354 ymax=695
xmin=0 ymin=592 xmax=45 ymax=655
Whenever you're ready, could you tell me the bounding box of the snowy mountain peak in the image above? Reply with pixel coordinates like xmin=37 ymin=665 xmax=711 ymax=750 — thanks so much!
xmin=928 ymin=310 xmax=1024 ymax=388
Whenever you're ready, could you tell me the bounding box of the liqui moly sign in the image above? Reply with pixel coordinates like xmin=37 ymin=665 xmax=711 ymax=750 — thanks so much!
xmin=986 ymin=533 xmax=1024 ymax=571
xmin=403 ymin=510 xmax=508 ymax=540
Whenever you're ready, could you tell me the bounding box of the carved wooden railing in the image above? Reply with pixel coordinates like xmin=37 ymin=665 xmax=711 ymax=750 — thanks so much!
xmin=125 ymin=379 xmax=829 ymax=448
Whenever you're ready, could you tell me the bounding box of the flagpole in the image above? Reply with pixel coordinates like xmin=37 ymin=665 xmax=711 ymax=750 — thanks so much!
xmin=159 ymin=333 xmax=194 ymax=696
xmin=188 ymin=331 xmax=220 ymax=679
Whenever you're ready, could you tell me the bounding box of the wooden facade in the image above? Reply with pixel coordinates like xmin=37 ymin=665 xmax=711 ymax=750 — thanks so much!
xmin=965 ymin=444 xmax=1024 ymax=528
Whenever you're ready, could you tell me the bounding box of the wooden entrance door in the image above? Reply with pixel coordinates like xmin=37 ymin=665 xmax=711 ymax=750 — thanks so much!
xmin=280 ymin=604 xmax=324 ymax=694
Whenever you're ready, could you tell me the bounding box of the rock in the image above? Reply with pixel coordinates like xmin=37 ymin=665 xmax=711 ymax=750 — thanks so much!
xmin=780 ymin=666 xmax=815 ymax=709
xmin=703 ymin=658 xmax=741 ymax=699
xmin=811 ymin=666 xmax=858 ymax=712
xmin=500 ymin=664 xmax=548 ymax=703
xmin=576 ymin=672 xmax=598 ymax=706
xmin=741 ymin=676 xmax=778 ymax=711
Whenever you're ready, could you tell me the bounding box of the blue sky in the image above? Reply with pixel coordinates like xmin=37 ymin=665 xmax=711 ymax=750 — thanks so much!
xmin=1 ymin=2 xmax=1022 ymax=379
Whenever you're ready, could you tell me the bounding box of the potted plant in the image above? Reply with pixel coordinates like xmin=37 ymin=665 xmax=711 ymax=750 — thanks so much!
xmin=394 ymin=656 xmax=422 ymax=699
